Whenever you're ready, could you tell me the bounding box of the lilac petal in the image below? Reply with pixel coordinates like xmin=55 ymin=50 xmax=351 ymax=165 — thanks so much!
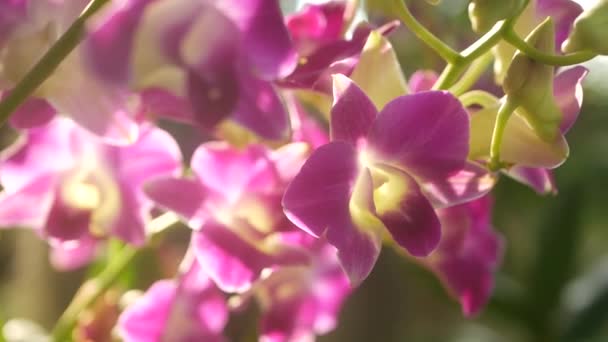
xmin=191 ymin=142 xmax=277 ymax=203
xmin=192 ymin=219 xmax=309 ymax=293
xmin=50 ymin=235 xmax=99 ymax=271
xmin=7 ymin=97 xmax=56 ymax=129
xmin=84 ymin=0 xmax=152 ymax=84
xmin=554 ymin=66 xmax=588 ymax=134
xmin=230 ymin=71 xmax=290 ymax=140
xmin=423 ymin=162 xmax=497 ymax=208
xmin=108 ymin=124 xmax=182 ymax=186
xmin=506 ymin=166 xmax=557 ymax=195
xmin=283 ymin=142 xmax=381 ymax=284
xmin=367 ymin=91 xmax=469 ymax=181
xmin=408 ymin=70 xmax=438 ymax=93
xmin=216 ymin=0 xmax=297 ymax=79
xmin=187 ymin=68 xmax=239 ymax=129
xmin=118 ymin=280 xmax=176 ymax=342
xmin=373 ymin=165 xmax=441 ymax=256
xmin=47 ymin=66 xmax=139 ymax=145
xmin=330 ymin=74 xmax=378 ymax=144
xmin=144 ymin=177 xmax=207 ymax=224
xmin=0 ymin=118 xmax=77 ymax=191
xmin=0 ymin=0 xmax=27 ymax=47
xmin=0 ymin=174 xmax=56 ymax=228
xmin=537 ymin=0 xmax=583 ymax=48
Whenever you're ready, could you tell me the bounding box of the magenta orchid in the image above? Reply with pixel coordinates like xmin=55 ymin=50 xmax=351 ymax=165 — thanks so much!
xmin=0 ymin=0 xmax=602 ymax=340
xmin=231 ymin=232 xmax=352 ymax=342
xmin=145 ymin=142 xmax=312 ymax=293
xmin=283 ymin=74 xmax=491 ymax=284
xmin=422 ymin=195 xmax=503 ymax=316
xmin=84 ymin=0 xmax=296 ymax=140
xmin=0 ymin=117 xmax=181 ymax=268
xmin=118 ymin=257 xmax=228 ymax=342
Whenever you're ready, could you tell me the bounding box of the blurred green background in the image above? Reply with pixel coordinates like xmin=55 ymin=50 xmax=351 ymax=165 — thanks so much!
xmin=1 ymin=1 xmax=608 ymax=341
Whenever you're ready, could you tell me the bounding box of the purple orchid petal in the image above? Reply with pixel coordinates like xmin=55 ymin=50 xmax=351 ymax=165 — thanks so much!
xmin=85 ymin=0 xmax=152 ymax=84
xmin=286 ymin=2 xmax=346 ymax=55
xmin=429 ymin=196 xmax=503 ymax=316
xmin=537 ymin=0 xmax=583 ymax=48
xmin=140 ymin=88 xmax=194 ymax=123
xmin=408 ymin=70 xmax=438 ymax=93
xmin=373 ymin=165 xmax=441 ymax=256
xmin=506 ymin=166 xmax=557 ymax=195
xmin=330 ymin=74 xmax=378 ymax=144
xmin=0 ymin=174 xmax=56 ymax=228
xmin=191 ymin=142 xmax=277 ymax=204
xmin=108 ymin=124 xmax=182 ymax=186
xmin=118 ymin=261 xmax=228 ymax=342
xmin=0 ymin=0 xmax=27 ymax=47
xmin=423 ymin=162 xmax=497 ymax=208
xmin=367 ymin=91 xmax=469 ymax=181
xmin=192 ymin=219 xmax=309 ymax=293
xmin=554 ymin=66 xmax=588 ymax=134
xmin=280 ymin=25 xmax=371 ymax=92
xmin=46 ymin=68 xmax=139 ymax=145
xmin=6 ymin=96 xmax=56 ymax=129
xmin=145 ymin=177 xmax=207 ymax=224
xmin=283 ymin=142 xmax=382 ymax=284
xmin=216 ymin=0 xmax=297 ymax=79
xmin=119 ymin=280 xmax=176 ymax=342
xmin=0 ymin=118 xmax=77 ymax=191
xmin=50 ymin=235 xmax=99 ymax=271
xmin=255 ymin=241 xmax=351 ymax=341
xmin=230 ymin=71 xmax=290 ymax=140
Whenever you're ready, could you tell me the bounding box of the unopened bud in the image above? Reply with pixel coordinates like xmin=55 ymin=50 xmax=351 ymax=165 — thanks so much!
xmin=468 ymin=0 xmax=519 ymax=33
xmin=563 ymin=0 xmax=608 ymax=55
xmin=503 ymin=18 xmax=563 ymax=142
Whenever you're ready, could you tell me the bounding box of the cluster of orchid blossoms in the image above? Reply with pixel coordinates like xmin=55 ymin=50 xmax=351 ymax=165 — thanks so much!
xmin=0 ymin=0 xmax=605 ymax=340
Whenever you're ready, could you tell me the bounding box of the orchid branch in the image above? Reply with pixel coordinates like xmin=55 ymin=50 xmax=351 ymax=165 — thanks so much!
xmin=503 ymin=27 xmax=597 ymax=66
xmin=390 ymin=0 xmax=461 ymax=64
xmin=489 ymin=98 xmax=519 ymax=171
xmin=0 ymin=0 xmax=110 ymax=126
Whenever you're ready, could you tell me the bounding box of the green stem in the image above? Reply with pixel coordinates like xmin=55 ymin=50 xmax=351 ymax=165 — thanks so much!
xmin=433 ymin=19 xmax=509 ymax=90
xmin=449 ymin=52 xmax=493 ymax=96
xmin=489 ymin=97 xmax=518 ymax=170
xmin=458 ymin=90 xmax=499 ymax=108
xmin=390 ymin=0 xmax=460 ymax=63
xmin=0 ymin=0 xmax=110 ymax=126
xmin=50 ymin=213 xmax=179 ymax=342
xmin=503 ymin=27 xmax=597 ymax=66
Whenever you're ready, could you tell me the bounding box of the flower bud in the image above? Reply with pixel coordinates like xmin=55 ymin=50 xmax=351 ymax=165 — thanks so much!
xmin=503 ymin=18 xmax=563 ymax=142
xmin=563 ymin=0 xmax=608 ymax=55
xmin=468 ymin=0 xmax=520 ymax=33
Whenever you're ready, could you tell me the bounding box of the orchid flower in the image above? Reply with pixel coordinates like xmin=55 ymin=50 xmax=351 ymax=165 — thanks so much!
xmin=283 ymin=74 xmax=493 ymax=284
xmin=231 ymin=233 xmax=352 ymax=342
xmin=118 ymin=258 xmax=228 ymax=342
xmin=84 ymin=0 xmax=296 ymax=140
xmin=421 ymin=195 xmax=503 ymax=316
xmin=0 ymin=117 xmax=181 ymax=269
xmin=145 ymin=142 xmax=312 ymax=293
